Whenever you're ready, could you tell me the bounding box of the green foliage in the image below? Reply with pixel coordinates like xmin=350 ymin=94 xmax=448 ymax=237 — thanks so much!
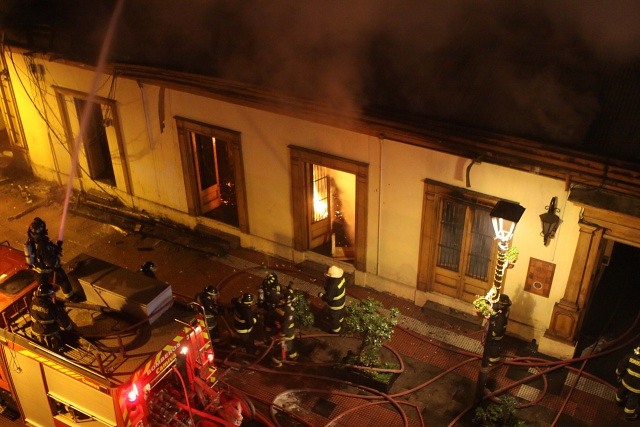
xmin=473 ymin=396 xmax=528 ymax=427
xmin=341 ymin=297 xmax=399 ymax=367
xmin=292 ymin=291 xmax=315 ymax=329
xmin=473 ymin=297 xmax=495 ymax=318
xmin=505 ymin=246 xmax=519 ymax=263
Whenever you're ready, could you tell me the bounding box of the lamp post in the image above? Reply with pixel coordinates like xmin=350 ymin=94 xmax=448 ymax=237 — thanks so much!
xmin=474 ymin=200 xmax=525 ymax=403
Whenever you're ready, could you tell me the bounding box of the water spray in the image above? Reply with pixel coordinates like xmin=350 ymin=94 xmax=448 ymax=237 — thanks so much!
xmin=58 ymin=0 xmax=125 ymax=242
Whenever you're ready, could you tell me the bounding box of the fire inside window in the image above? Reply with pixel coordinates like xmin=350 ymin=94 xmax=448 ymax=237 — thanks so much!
xmin=313 ymin=165 xmax=329 ymax=222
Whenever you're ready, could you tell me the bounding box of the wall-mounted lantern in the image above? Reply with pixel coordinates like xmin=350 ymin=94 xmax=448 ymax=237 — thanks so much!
xmin=540 ymin=197 xmax=561 ymax=246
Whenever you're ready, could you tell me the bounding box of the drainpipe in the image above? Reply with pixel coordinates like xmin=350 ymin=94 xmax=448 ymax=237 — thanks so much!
xmin=465 ymin=156 xmax=482 ymax=188
xmin=137 ymin=81 xmax=155 ymax=149
xmin=376 ymin=134 xmax=385 ymax=275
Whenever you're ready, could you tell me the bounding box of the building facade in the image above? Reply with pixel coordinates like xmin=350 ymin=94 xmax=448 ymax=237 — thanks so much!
xmin=2 ymin=46 xmax=640 ymax=359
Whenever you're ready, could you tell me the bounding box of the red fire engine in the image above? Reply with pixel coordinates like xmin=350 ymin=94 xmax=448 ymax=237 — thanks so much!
xmin=0 ymin=241 xmax=262 ymax=426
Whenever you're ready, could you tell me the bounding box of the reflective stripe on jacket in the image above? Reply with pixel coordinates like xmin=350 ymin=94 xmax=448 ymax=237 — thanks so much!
xmin=276 ymin=304 xmax=296 ymax=340
xmin=232 ymin=301 xmax=256 ymax=334
xmin=617 ymin=352 xmax=640 ymax=393
xmin=323 ymin=277 xmax=346 ymax=310
xmin=30 ymin=295 xmax=72 ymax=336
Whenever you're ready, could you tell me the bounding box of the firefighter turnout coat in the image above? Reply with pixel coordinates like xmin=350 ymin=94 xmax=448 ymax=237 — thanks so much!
xmin=30 ymin=294 xmax=73 ymax=351
xmin=617 ymin=351 xmax=640 ymax=394
xmin=321 ymin=273 xmax=346 ymax=333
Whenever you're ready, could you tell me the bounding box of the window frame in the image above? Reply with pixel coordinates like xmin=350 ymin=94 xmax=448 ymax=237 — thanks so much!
xmin=289 ymin=145 xmax=368 ymax=271
xmin=417 ymin=179 xmax=500 ymax=301
xmin=53 ymin=85 xmax=131 ymax=194
xmin=175 ymin=116 xmax=249 ymax=233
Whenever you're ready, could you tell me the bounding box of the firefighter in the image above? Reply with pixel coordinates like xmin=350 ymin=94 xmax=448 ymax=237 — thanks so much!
xmin=139 ymin=261 xmax=157 ymax=278
xmin=231 ymin=293 xmax=257 ymax=353
xmin=271 ymin=293 xmax=298 ymax=367
xmin=616 ymin=343 xmax=640 ymax=421
xmin=25 ymin=217 xmax=81 ymax=302
xmin=29 ymin=279 xmax=75 ymax=353
xmin=196 ymin=285 xmax=224 ymax=343
xmin=487 ymin=294 xmax=512 ymax=365
xmin=259 ymin=272 xmax=282 ymax=336
xmin=318 ymin=265 xmax=346 ymax=333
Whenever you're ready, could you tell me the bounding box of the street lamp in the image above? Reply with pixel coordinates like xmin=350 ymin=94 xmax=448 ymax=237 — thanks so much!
xmin=475 ymin=200 xmax=525 ymax=403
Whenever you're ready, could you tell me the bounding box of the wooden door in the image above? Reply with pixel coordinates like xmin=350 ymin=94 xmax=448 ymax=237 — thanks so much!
xmin=73 ymin=99 xmax=115 ymax=184
xmin=191 ymin=133 xmax=222 ymax=213
xmin=431 ymin=199 xmax=495 ymax=302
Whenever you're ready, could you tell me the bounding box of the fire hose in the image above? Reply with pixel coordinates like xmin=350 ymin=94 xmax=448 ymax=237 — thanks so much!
xmin=209 ymin=265 xmax=628 ymax=427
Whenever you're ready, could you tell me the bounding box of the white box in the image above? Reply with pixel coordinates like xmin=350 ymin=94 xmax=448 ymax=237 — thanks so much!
xmin=68 ymin=255 xmax=173 ymax=324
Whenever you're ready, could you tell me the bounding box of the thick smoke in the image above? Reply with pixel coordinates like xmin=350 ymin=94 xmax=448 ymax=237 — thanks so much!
xmin=6 ymin=0 xmax=640 ymax=154
xmin=143 ymin=0 xmax=639 ymax=149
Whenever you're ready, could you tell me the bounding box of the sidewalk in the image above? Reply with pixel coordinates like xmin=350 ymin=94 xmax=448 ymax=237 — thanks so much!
xmin=0 ymin=169 xmax=625 ymax=426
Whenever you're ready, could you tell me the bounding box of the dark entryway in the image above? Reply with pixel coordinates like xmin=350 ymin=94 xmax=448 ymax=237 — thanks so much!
xmin=576 ymin=242 xmax=640 ymax=382
xmin=74 ymin=99 xmax=115 ymax=186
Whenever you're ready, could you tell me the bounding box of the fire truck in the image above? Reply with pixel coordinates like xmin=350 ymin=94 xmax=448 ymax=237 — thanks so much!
xmin=0 ymin=241 xmax=262 ymax=427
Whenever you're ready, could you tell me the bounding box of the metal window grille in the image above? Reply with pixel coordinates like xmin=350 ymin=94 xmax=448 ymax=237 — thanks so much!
xmin=437 ymin=200 xmax=464 ymax=270
xmin=466 ymin=208 xmax=493 ymax=281
xmin=312 ymin=165 xmax=329 ymax=222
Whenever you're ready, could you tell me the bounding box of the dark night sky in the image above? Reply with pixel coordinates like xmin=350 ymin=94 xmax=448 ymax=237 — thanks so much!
xmin=2 ymin=0 xmax=640 ymax=160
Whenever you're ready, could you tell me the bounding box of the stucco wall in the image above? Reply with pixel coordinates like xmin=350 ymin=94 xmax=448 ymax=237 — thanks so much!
xmin=8 ymin=52 xmax=581 ymax=345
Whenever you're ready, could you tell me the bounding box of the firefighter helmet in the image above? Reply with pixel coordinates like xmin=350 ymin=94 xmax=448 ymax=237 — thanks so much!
xmin=241 ymin=293 xmax=254 ymax=304
xmin=140 ymin=261 xmax=156 ymax=274
xmin=28 ymin=217 xmax=48 ymax=239
xmin=205 ymin=286 xmax=219 ymax=298
xmin=325 ymin=265 xmax=344 ymax=278
xmin=263 ymin=272 xmax=278 ymax=287
xmin=36 ymin=282 xmax=56 ymax=297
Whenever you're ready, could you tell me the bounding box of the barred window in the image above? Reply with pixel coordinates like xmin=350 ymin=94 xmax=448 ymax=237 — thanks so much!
xmin=437 ymin=199 xmax=465 ymax=270
xmin=312 ymin=165 xmax=329 ymax=222
xmin=466 ymin=207 xmax=493 ymax=281
xmin=418 ymin=180 xmax=497 ymax=301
